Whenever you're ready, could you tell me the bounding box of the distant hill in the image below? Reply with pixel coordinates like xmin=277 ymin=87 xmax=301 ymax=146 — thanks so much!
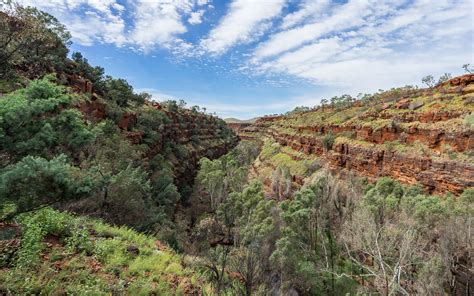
xmin=224 ymin=117 xmax=259 ymax=124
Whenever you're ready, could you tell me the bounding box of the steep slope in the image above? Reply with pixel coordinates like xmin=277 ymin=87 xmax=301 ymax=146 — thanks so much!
xmin=0 ymin=5 xmax=238 ymax=231
xmin=0 ymin=208 xmax=212 ymax=295
xmin=239 ymin=75 xmax=474 ymax=195
xmin=77 ymin=94 xmax=238 ymax=192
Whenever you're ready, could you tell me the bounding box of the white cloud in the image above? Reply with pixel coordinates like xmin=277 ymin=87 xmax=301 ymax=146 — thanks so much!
xmin=129 ymin=1 xmax=193 ymax=51
xmin=17 ymin=0 xmax=127 ymax=46
xmin=280 ymin=0 xmax=329 ymax=29
xmin=11 ymin=0 xmax=474 ymax=112
xmin=136 ymin=88 xmax=180 ymax=102
xmin=252 ymin=0 xmax=473 ymax=93
xmin=199 ymin=0 xmax=286 ymax=55
xmin=15 ymin=0 xmax=206 ymax=51
xmin=188 ymin=9 xmax=205 ymax=25
xmin=253 ymin=0 xmax=378 ymax=61
xmin=196 ymin=0 xmax=211 ymax=6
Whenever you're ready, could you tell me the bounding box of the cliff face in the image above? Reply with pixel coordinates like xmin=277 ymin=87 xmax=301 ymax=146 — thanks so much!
xmin=72 ymin=75 xmax=238 ymax=191
xmin=227 ymin=122 xmax=252 ymax=134
xmin=241 ymin=74 xmax=474 ymax=195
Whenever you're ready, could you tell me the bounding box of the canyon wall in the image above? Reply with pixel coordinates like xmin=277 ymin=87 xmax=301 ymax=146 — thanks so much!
xmin=73 ymin=78 xmax=238 ymax=191
xmin=240 ymin=74 xmax=474 ymax=195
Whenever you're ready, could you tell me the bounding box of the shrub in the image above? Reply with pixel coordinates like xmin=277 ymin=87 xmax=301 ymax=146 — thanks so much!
xmin=16 ymin=208 xmax=92 ymax=268
xmin=464 ymin=113 xmax=474 ymax=128
xmin=322 ymin=132 xmax=336 ymax=151
xmin=0 ymin=77 xmax=95 ymax=161
xmin=0 ymin=154 xmax=93 ymax=218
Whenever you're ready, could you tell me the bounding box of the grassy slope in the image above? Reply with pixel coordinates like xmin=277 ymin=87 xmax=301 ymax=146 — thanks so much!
xmin=0 ymin=208 xmax=212 ymax=295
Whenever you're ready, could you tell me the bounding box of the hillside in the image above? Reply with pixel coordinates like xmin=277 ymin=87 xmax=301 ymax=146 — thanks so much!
xmin=238 ymin=75 xmax=474 ymax=196
xmin=0 ymin=5 xmax=241 ymax=294
xmin=225 ymin=117 xmax=259 ymax=134
xmin=1 ymin=2 xmax=473 ymax=296
xmin=0 ymin=208 xmax=210 ymax=295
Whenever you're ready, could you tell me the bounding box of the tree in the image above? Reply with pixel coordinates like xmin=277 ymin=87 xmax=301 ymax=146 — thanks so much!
xmin=0 ymin=77 xmax=95 ymax=164
xmin=229 ymin=243 xmax=264 ymax=296
xmin=437 ymin=73 xmax=452 ymax=84
xmin=272 ymin=173 xmax=357 ymax=295
xmin=61 ymin=121 xmax=163 ymax=229
xmin=363 ymin=177 xmax=404 ymax=226
xmin=164 ymin=100 xmax=179 ymax=112
xmin=149 ymin=155 xmax=180 ymax=217
xmin=271 ymin=165 xmax=291 ymax=200
xmin=202 ymin=245 xmax=231 ymax=293
xmin=103 ymin=76 xmax=145 ymax=107
xmin=71 ymin=51 xmax=105 ymax=93
xmin=322 ymin=132 xmax=336 ymax=151
xmin=462 ymin=63 xmax=472 ymax=74
xmin=0 ymin=3 xmax=71 ymax=78
xmin=0 ymin=154 xmax=92 ymax=219
xmin=137 ymin=107 xmax=169 ymax=146
xmin=197 ymin=158 xmax=225 ymax=211
xmin=421 ymin=75 xmax=435 ymax=87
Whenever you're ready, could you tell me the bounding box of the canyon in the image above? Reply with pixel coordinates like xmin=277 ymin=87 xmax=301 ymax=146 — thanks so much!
xmin=232 ymin=74 xmax=474 ymax=195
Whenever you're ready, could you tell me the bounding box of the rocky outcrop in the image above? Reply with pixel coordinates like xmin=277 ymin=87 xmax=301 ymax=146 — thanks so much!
xmin=241 ymin=75 xmax=474 ymax=195
xmin=330 ymin=142 xmax=473 ymax=195
xmin=227 ymin=122 xmax=252 ymax=134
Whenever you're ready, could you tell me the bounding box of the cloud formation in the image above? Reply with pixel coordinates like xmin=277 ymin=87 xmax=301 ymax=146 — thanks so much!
xmin=14 ymin=0 xmax=474 ymax=106
xmin=199 ymin=0 xmax=286 ymax=55
xmin=251 ymin=0 xmax=473 ymax=92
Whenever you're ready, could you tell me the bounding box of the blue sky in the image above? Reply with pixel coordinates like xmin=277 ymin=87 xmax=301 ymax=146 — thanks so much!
xmin=15 ymin=0 xmax=474 ymax=119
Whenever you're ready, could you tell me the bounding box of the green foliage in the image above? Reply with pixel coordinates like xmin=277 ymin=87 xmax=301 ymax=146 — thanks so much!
xmin=165 ymin=100 xmax=179 ymax=112
xmin=15 ymin=208 xmax=92 ymax=268
xmin=363 ymin=177 xmax=403 ymax=224
xmin=0 ymin=77 xmax=95 ymax=162
xmin=71 ymin=51 xmax=105 ymax=92
xmin=322 ymin=132 xmax=336 ymax=151
xmin=422 ymin=75 xmax=435 ymax=87
xmin=103 ymin=76 xmax=147 ymax=107
xmin=329 ymin=94 xmax=355 ymax=110
xmin=437 ymin=73 xmax=452 ymax=84
xmin=464 ymin=113 xmax=474 ymax=128
xmin=232 ymin=140 xmax=260 ymax=166
xmin=0 ymin=154 xmax=92 ymax=218
xmin=272 ymin=174 xmax=357 ymax=295
xmin=0 ymin=208 xmax=202 ymax=295
xmin=261 ymin=140 xmax=279 ymax=159
xmin=0 ymin=4 xmax=71 ymax=79
xmin=151 ymin=172 xmax=180 ymax=216
xmin=137 ymin=107 xmax=170 ymax=146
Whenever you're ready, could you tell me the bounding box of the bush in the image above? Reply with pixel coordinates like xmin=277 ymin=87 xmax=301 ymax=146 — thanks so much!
xmin=16 ymin=208 xmax=92 ymax=268
xmin=464 ymin=113 xmax=474 ymax=128
xmin=0 ymin=154 xmax=93 ymax=218
xmin=0 ymin=77 xmax=95 ymax=161
xmin=322 ymin=133 xmax=336 ymax=151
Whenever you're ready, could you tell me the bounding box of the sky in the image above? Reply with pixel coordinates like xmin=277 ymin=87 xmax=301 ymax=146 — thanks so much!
xmin=12 ymin=0 xmax=474 ymax=119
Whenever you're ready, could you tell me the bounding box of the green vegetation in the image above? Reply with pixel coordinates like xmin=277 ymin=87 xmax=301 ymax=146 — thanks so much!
xmin=464 ymin=112 xmax=474 ymax=128
xmin=0 ymin=2 xmax=236 ymax=232
xmin=193 ymin=149 xmax=474 ymax=294
xmin=322 ymin=132 xmax=336 ymax=151
xmin=0 ymin=208 xmax=209 ymax=294
xmin=1 ymin=2 xmax=473 ymax=295
xmin=0 ymin=6 xmax=237 ymax=294
xmin=0 ymin=3 xmax=71 ymax=80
